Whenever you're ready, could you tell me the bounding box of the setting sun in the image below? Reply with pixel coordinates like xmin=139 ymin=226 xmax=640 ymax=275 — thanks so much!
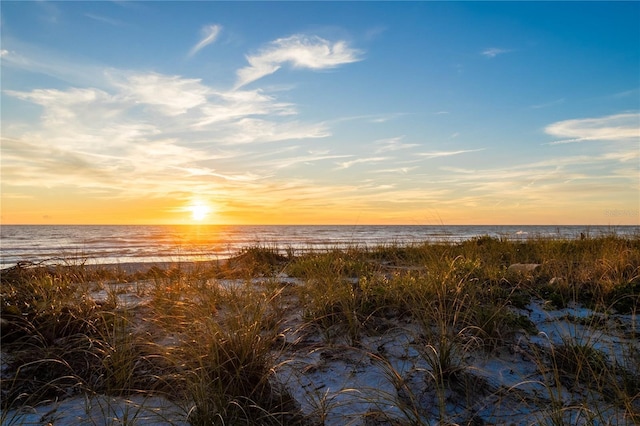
xmin=189 ymin=203 xmax=211 ymax=221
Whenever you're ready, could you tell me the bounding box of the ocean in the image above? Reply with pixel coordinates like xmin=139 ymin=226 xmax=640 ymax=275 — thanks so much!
xmin=1 ymin=224 xmax=637 ymax=269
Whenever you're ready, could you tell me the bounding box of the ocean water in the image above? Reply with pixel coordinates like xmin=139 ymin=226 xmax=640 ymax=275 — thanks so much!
xmin=1 ymin=224 xmax=637 ymax=268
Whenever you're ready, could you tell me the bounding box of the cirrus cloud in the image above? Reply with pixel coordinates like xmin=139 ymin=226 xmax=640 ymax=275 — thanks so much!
xmin=545 ymin=112 xmax=640 ymax=144
xmin=481 ymin=47 xmax=512 ymax=58
xmin=235 ymin=34 xmax=362 ymax=88
xmin=189 ymin=24 xmax=222 ymax=57
xmin=417 ymin=148 xmax=485 ymax=159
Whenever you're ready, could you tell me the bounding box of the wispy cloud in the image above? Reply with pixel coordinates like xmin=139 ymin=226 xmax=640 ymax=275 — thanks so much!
xmin=440 ymin=150 xmax=639 ymax=196
xmin=85 ymin=13 xmax=124 ymax=27
xmin=368 ymin=113 xmax=408 ymax=123
xmin=195 ymin=89 xmax=295 ymax=127
xmin=602 ymin=150 xmax=640 ymax=163
xmin=217 ymin=118 xmax=331 ymax=145
xmin=172 ymin=166 xmax=261 ymax=182
xmin=0 ymin=43 xmax=108 ymax=87
xmin=372 ymin=166 xmax=418 ymax=174
xmin=545 ymin=112 xmax=640 ymax=144
xmin=189 ymin=24 xmax=222 ymax=57
xmin=336 ymin=157 xmax=388 ymax=169
xmin=323 ymin=113 xmax=408 ymax=126
xmin=253 ymin=151 xmax=352 ymax=170
xmin=611 ymin=88 xmax=639 ymax=99
xmin=111 ymin=72 xmax=209 ymax=116
xmin=481 ymin=47 xmax=512 ymax=58
xmin=235 ymin=34 xmax=363 ymax=88
xmin=1 ymin=137 xmax=119 ymax=189
xmin=374 ymin=136 xmax=419 ymax=153
xmin=418 ymin=149 xmax=484 ymax=159
xmin=364 ymin=26 xmax=386 ymax=41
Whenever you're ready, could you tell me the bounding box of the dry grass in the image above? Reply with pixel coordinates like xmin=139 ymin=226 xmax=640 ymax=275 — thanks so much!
xmin=1 ymin=235 xmax=638 ymax=424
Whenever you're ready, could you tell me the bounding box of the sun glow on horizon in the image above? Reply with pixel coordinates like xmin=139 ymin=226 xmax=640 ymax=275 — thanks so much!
xmin=188 ymin=203 xmax=212 ymax=222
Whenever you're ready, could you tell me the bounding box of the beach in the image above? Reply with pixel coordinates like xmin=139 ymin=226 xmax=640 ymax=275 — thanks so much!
xmin=2 ymin=236 xmax=639 ymax=425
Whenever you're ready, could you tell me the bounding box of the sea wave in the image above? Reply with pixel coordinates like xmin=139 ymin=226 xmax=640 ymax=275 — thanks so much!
xmin=1 ymin=224 xmax=637 ymax=268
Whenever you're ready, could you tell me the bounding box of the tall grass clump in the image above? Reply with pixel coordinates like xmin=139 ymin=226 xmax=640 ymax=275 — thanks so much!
xmin=1 ymin=266 xmax=173 ymax=417
xmin=519 ymin=235 xmax=640 ymax=310
xmin=290 ymin=249 xmax=387 ymax=344
xmin=224 ymin=244 xmax=290 ymax=278
xmin=402 ymin=256 xmax=483 ymax=418
xmin=181 ymin=283 xmax=301 ymax=425
xmin=1 ymin=266 xmax=100 ymax=408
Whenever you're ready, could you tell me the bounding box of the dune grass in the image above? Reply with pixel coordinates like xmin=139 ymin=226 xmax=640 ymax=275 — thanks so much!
xmin=1 ymin=234 xmax=638 ymax=424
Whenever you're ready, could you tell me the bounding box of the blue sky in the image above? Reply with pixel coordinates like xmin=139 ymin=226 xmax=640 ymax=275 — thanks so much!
xmin=1 ymin=1 xmax=639 ymax=225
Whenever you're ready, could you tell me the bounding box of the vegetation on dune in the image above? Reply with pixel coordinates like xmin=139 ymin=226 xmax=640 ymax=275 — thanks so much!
xmin=1 ymin=235 xmax=638 ymax=424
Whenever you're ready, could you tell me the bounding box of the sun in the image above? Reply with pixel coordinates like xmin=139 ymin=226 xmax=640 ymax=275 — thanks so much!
xmin=189 ymin=203 xmax=211 ymax=221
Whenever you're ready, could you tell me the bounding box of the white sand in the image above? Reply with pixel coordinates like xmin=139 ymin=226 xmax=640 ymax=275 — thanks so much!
xmin=2 ymin=275 xmax=638 ymax=425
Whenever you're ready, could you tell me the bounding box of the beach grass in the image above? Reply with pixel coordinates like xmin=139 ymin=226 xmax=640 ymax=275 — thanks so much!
xmin=1 ymin=234 xmax=638 ymax=425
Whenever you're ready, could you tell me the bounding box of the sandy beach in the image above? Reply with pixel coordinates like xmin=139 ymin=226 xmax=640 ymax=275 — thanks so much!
xmin=2 ymin=237 xmax=638 ymax=425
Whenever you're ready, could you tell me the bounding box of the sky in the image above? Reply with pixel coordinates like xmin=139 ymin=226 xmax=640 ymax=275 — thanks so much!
xmin=1 ymin=1 xmax=639 ymax=226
